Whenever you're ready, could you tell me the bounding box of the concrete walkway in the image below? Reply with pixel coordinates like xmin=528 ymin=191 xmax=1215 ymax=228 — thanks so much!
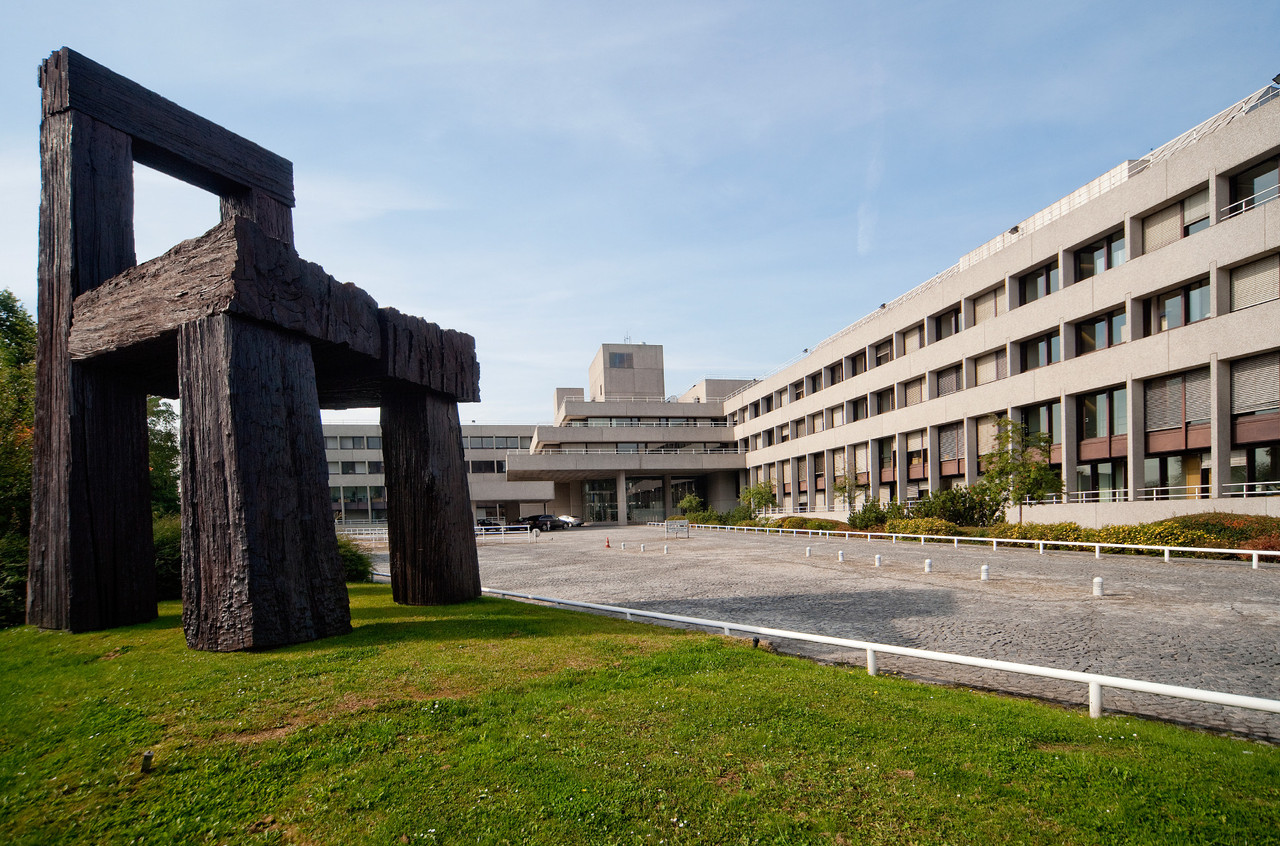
xmin=476 ymin=525 xmax=1280 ymax=742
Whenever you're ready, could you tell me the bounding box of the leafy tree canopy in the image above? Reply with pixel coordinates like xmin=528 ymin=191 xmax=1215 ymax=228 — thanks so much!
xmin=975 ymin=416 xmax=1063 ymax=523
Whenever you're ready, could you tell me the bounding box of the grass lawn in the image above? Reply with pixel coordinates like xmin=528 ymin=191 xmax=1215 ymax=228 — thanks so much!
xmin=0 ymin=584 xmax=1276 ymax=845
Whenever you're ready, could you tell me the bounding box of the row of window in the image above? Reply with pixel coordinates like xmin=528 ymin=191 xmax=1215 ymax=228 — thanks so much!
xmin=463 ymin=435 xmax=531 ymax=450
xmin=324 ymin=435 xmax=382 ymax=450
xmin=735 ymin=151 xmax=1280 ymax=427
xmin=328 ymin=460 xmax=384 ymax=475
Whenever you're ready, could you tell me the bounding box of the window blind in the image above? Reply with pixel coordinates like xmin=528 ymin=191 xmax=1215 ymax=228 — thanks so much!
xmin=977 ymin=416 xmax=1000 ymax=455
xmin=1144 ymin=374 xmax=1182 ymax=431
xmin=1182 ymin=188 xmax=1210 ymax=226
xmin=937 ymin=365 xmax=961 ymax=396
xmin=1231 ymin=253 xmax=1280 ymax=311
xmin=1143 ymin=203 xmax=1182 ymax=253
xmin=973 ymin=289 xmax=1000 ymax=324
xmin=1231 ymin=352 xmax=1280 ymax=415
xmin=906 ymin=430 xmax=924 ymax=452
xmin=903 ymin=326 xmax=923 ymax=353
xmin=904 ymin=379 xmax=923 ymax=406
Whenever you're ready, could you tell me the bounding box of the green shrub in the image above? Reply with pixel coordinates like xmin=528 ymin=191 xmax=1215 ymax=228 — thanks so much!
xmin=153 ymin=515 xmax=183 ymax=601
xmin=885 ymin=517 xmax=959 ymax=537
xmin=848 ymin=499 xmax=887 ymax=531
xmin=726 ymin=505 xmax=754 ymax=525
xmin=686 ymin=510 xmax=728 ymax=526
xmin=336 ymin=534 xmax=374 ymax=582
xmin=1094 ymin=522 xmax=1218 ymax=553
xmin=909 ymin=487 xmax=1004 ymax=527
xmin=1159 ymin=513 xmax=1280 ymax=549
xmin=983 ymin=522 xmax=1094 ymax=543
xmin=781 ymin=516 xmax=808 ymax=530
xmin=0 ymin=532 xmax=28 ymax=628
xmin=803 ymin=519 xmax=844 ymax=531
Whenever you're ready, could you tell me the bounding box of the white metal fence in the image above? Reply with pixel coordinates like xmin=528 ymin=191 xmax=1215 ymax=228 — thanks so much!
xmin=481 ymin=588 xmax=1280 ymax=722
xmin=654 ymin=522 xmax=1280 ymax=569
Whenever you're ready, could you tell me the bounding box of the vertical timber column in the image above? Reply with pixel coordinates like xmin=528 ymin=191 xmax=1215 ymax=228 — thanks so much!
xmin=28 ymin=102 xmax=154 ymax=631
xmin=382 ymin=387 xmax=481 ymax=605
xmin=178 ymin=313 xmax=351 ymax=650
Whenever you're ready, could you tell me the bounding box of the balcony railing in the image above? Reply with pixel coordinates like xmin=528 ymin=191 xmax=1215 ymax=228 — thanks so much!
xmin=1221 ymin=182 xmax=1280 ymax=221
xmin=527 ymin=447 xmax=744 ymax=456
xmin=1222 ymin=481 xmax=1280 ymax=498
xmin=560 ymin=420 xmax=729 ymax=428
xmin=1138 ymin=484 xmax=1212 ymax=501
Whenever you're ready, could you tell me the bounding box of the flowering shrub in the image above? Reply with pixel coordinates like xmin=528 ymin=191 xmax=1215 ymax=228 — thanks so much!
xmin=885 ymin=517 xmax=960 ymax=537
xmin=982 ymin=522 xmax=1093 ymax=542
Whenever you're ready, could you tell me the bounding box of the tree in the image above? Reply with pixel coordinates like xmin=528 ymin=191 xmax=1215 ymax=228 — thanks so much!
xmin=676 ymin=493 xmax=703 ymax=514
xmin=739 ymin=479 xmax=777 ymax=515
xmin=830 ymin=476 xmax=868 ymax=510
xmin=148 ymin=397 xmax=181 ymax=515
xmin=0 ymin=289 xmax=35 ymax=627
xmin=975 ymin=416 xmax=1063 ymax=524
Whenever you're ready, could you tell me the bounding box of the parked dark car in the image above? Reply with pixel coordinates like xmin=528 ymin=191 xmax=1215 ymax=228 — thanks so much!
xmin=519 ymin=514 xmax=562 ymax=531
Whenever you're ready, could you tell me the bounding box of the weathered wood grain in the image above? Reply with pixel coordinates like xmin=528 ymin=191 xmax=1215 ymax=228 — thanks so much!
xmin=380 ymin=308 xmax=481 ymax=403
xmin=28 ymin=109 xmax=155 ymax=632
xmin=382 ymin=387 xmax=481 ymax=605
xmin=179 ymin=313 xmax=351 ymax=650
xmin=68 ymin=216 xmax=382 ymax=362
xmin=40 ymin=48 xmax=294 ymax=206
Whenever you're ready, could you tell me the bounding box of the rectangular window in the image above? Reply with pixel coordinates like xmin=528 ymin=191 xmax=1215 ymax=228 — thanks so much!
xmin=974 ymin=349 xmax=1007 ymax=385
xmin=903 ymin=378 xmax=924 ymax=407
xmin=938 ymin=422 xmax=965 ymax=461
xmin=826 ymin=361 xmax=844 ymax=385
xmin=902 ymin=325 xmax=924 ymax=354
xmin=339 ymin=436 xmax=365 ymax=450
xmin=327 ymin=461 xmax=340 ymax=474
xmin=1020 ymin=331 xmax=1060 ymax=372
xmin=617 ymin=443 xmax=640 ymax=454
xmin=830 ymin=404 xmax=844 ymax=427
xmin=1229 ymin=158 xmax=1280 ymax=216
xmin=874 ymin=340 xmax=893 ymax=366
xmin=1076 ymin=308 xmax=1126 ymax=354
xmin=1230 ymin=254 xmax=1280 ymax=311
xmin=609 ymin=352 xmax=634 ymax=368
xmin=1075 ymin=231 xmax=1126 ymax=280
xmin=1231 ymin=352 xmax=1280 ymax=416
xmin=807 ymin=372 xmax=823 ymax=394
xmin=1022 ymin=401 xmax=1062 ymax=445
xmin=366 ymin=436 xmax=382 ymax=449
xmin=852 ymin=351 xmax=867 ymax=375
xmin=1150 ymin=279 xmax=1210 ymax=332
xmin=520 ymin=436 xmax=532 ymax=449
xmin=936 ymin=364 xmax=962 ymax=397
xmin=367 ymin=461 xmax=383 ymax=474
xmin=340 ymin=461 xmax=365 ymax=474
xmin=1144 ymin=188 xmax=1211 ymax=252
xmin=977 ymin=415 xmax=1002 ymax=457
xmin=935 ymin=308 xmax=961 ymax=340
xmin=875 ymin=388 xmax=895 ymax=414
xmin=1145 ymin=368 xmax=1211 ymax=431
xmin=1079 ymin=386 xmax=1127 ymax=439
xmin=851 ymin=397 xmax=868 ymax=421
xmin=470 ymin=460 xmax=497 ymax=474
xmin=324 ymin=436 xmax=338 ymax=449
xmin=972 ymin=287 xmax=1003 ymax=325
xmin=1019 ymin=262 xmax=1059 ymax=305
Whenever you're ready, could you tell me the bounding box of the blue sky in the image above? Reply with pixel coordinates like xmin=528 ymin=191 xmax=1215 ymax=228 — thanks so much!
xmin=3 ymin=1 xmax=1279 ymax=423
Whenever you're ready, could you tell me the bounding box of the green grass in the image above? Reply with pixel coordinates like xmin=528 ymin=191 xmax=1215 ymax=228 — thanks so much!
xmin=1 ymin=585 xmax=1276 ymax=845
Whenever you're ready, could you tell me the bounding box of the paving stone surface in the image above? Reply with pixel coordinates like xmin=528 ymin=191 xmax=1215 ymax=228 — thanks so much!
xmin=473 ymin=525 xmax=1280 ymax=742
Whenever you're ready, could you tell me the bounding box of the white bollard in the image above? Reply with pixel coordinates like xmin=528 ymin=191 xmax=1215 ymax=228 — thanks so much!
xmin=1254 ymin=553 xmax=1260 ymax=569
xmin=664 ymin=545 xmax=668 ymax=554
xmin=1093 ymin=577 xmax=1103 ymax=597
xmin=1089 ymin=682 xmax=1103 ymax=718
xmin=1163 ymin=548 xmax=1170 ymax=563
xmin=1095 ymin=544 xmax=1101 ymax=559
xmin=924 ymin=558 xmax=932 ymax=573
xmin=921 ymin=536 xmax=925 ymax=545
xmin=640 ymin=544 xmax=645 ymax=552
xmin=1038 ymin=542 xmax=1044 ymax=555
xmin=621 ymin=542 xmax=625 ymax=550
xmin=980 ymin=564 xmax=989 ymax=581
xmin=866 ymin=649 xmax=878 ymax=676
xmin=874 ymin=554 xmax=882 ymax=568
xmin=892 ymin=535 xmax=897 ymax=544
xmin=806 ymin=546 xmax=811 ymax=557
xmin=838 ymin=550 xmax=844 ymax=562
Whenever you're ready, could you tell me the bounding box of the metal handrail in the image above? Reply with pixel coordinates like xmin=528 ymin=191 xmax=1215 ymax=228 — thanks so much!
xmin=1221 ymin=182 xmax=1280 ymax=221
xmin=673 ymin=521 xmax=1278 ymax=568
xmin=482 ymin=588 xmax=1280 ymax=722
xmin=528 ymin=447 xmax=743 ymax=456
xmin=1222 ymin=481 xmax=1280 ymax=498
xmin=561 ymin=420 xmax=730 ymax=428
xmin=1138 ymin=484 xmax=1212 ymax=501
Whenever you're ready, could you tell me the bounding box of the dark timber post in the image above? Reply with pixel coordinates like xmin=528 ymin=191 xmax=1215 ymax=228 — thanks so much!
xmin=178 ymin=314 xmax=351 ymax=650
xmin=28 ymin=64 xmax=155 ymax=631
xmin=383 ymin=387 xmax=481 ymax=605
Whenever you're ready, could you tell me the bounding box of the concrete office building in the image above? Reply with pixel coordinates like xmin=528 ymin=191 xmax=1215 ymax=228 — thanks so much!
xmin=327 ymin=79 xmax=1280 ymax=527
xmin=324 ymin=423 xmax=553 ymax=524
xmin=722 ymin=81 xmax=1280 ymax=526
xmin=504 ymin=344 xmax=753 ymax=523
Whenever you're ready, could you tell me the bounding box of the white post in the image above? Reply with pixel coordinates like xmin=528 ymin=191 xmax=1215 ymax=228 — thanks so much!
xmin=664 ymin=545 xmax=668 ymax=554
xmin=1254 ymin=553 xmax=1260 ymax=569
xmin=1038 ymin=542 xmax=1044 ymax=555
xmin=1095 ymin=544 xmax=1101 ymax=559
xmin=806 ymin=547 xmax=811 ymax=557
xmin=838 ymin=550 xmax=844 ymax=562
xmin=1163 ymin=548 xmax=1170 ymax=563
xmin=874 ymin=554 xmax=882 ymax=567
xmin=621 ymin=542 xmax=625 ymax=550
xmin=980 ymin=564 xmax=989 ymax=581
xmin=1093 ymin=577 xmax=1103 ymax=597
xmin=866 ymin=649 xmax=878 ymax=676
xmin=1089 ymin=682 xmax=1103 ymax=718
xmin=924 ymin=558 xmax=932 ymax=573
xmin=640 ymin=544 xmax=645 ymax=552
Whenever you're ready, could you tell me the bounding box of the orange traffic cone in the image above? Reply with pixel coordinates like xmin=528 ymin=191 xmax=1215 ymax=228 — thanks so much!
xmin=605 ymin=536 xmax=611 ymax=548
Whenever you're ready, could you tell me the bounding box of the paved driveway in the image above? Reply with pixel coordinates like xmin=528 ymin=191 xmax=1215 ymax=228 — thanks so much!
xmin=476 ymin=525 xmax=1280 ymax=741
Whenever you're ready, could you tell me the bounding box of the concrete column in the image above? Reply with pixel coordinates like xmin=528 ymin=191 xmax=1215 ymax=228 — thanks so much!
xmin=1059 ymin=248 xmax=1076 ymax=289
xmin=1125 ymin=211 xmax=1142 ymax=260
xmin=1003 ymin=276 xmax=1017 ymax=313
xmin=963 ymin=416 xmax=980 ymax=486
xmin=868 ymin=440 xmax=882 ymax=504
xmin=1209 ymin=357 xmax=1230 ymax=498
xmin=895 ymin=431 xmax=909 ymax=501
xmin=926 ymin=425 xmax=941 ymax=493
xmin=1061 ymin=393 xmax=1079 ymax=494
xmin=1127 ymin=377 xmax=1146 ymax=500
xmin=616 ymin=470 xmax=627 ymax=526
xmin=1210 ymin=171 xmax=1228 ymax=225
xmin=662 ymin=475 xmax=672 ymax=518
xmin=1210 ymin=262 xmax=1229 ymax=319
